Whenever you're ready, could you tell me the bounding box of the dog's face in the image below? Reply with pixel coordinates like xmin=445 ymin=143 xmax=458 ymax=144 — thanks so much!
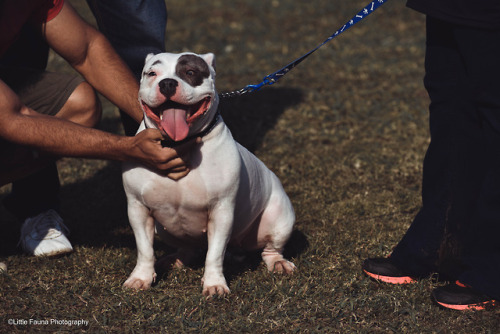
xmin=139 ymin=52 xmax=217 ymax=141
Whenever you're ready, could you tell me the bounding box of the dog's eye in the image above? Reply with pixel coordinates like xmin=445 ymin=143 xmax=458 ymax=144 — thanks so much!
xmin=186 ymin=70 xmax=195 ymax=76
xmin=148 ymin=71 xmax=157 ymax=77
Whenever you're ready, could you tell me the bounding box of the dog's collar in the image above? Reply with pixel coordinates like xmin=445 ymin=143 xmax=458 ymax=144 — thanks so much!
xmin=159 ymin=110 xmax=221 ymax=148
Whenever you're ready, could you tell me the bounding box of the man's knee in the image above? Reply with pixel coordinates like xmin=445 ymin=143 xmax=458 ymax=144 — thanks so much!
xmin=57 ymin=81 xmax=102 ymax=127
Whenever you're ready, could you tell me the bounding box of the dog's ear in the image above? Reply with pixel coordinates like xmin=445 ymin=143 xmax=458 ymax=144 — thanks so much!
xmin=145 ymin=53 xmax=155 ymax=64
xmin=201 ymin=53 xmax=216 ymax=72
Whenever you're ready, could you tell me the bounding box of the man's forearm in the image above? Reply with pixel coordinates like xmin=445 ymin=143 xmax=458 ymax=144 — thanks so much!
xmin=0 ymin=81 xmax=189 ymax=176
xmin=0 ymin=82 xmax=128 ymax=160
xmin=2 ymin=107 xmax=192 ymax=178
xmin=4 ymin=109 xmax=133 ymax=161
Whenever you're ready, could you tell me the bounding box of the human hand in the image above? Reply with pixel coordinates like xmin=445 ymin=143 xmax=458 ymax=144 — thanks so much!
xmin=128 ymin=129 xmax=199 ymax=180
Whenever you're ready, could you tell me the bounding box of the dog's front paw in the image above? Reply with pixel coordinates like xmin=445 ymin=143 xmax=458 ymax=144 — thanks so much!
xmin=202 ymin=284 xmax=230 ymax=297
xmin=202 ymin=276 xmax=230 ymax=297
xmin=123 ymin=271 xmax=156 ymax=290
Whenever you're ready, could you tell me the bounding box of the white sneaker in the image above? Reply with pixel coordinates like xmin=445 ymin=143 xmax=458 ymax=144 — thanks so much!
xmin=20 ymin=209 xmax=73 ymax=257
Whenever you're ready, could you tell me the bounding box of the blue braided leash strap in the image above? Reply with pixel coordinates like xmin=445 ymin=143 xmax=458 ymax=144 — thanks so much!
xmin=219 ymin=0 xmax=388 ymax=98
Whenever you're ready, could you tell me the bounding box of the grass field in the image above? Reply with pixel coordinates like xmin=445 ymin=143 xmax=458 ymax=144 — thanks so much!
xmin=1 ymin=0 xmax=500 ymax=332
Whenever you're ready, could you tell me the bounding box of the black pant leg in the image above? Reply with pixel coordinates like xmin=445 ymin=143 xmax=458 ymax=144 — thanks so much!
xmin=390 ymin=17 xmax=478 ymax=278
xmin=452 ymin=23 xmax=500 ymax=301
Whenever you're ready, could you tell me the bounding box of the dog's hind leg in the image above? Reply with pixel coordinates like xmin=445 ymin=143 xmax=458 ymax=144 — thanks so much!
xmin=260 ymin=191 xmax=296 ymax=274
xmin=155 ymin=247 xmax=201 ymax=270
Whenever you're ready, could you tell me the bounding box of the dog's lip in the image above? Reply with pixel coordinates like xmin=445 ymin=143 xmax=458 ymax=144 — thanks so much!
xmin=141 ymin=96 xmax=212 ymax=130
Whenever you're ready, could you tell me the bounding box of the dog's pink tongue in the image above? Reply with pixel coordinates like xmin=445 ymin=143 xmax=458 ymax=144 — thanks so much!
xmin=161 ymin=108 xmax=189 ymax=141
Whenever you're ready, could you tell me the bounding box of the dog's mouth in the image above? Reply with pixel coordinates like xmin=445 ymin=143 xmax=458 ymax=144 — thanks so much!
xmin=141 ymin=97 xmax=212 ymax=141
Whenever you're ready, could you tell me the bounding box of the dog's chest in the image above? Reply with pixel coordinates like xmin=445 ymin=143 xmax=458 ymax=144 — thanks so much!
xmin=124 ymin=144 xmax=238 ymax=241
xmin=139 ymin=171 xmax=213 ymax=237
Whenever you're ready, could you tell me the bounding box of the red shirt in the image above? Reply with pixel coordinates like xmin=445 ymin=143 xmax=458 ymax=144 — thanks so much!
xmin=0 ymin=0 xmax=64 ymax=56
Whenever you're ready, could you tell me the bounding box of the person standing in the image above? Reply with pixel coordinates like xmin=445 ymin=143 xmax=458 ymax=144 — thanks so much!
xmin=362 ymin=0 xmax=500 ymax=310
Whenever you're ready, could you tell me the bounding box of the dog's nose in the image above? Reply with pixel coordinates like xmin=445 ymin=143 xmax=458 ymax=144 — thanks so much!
xmin=159 ymin=79 xmax=178 ymax=98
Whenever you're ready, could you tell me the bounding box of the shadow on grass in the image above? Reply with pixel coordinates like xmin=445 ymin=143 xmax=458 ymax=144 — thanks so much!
xmin=220 ymin=86 xmax=303 ymax=152
xmin=152 ymin=229 xmax=309 ymax=287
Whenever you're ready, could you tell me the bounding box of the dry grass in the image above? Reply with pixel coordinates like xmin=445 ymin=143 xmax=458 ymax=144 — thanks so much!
xmin=1 ymin=0 xmax=499 ymax=332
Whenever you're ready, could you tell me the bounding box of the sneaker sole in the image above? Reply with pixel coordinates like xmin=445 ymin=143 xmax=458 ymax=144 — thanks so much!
xmin=35 ymin=247 xmax=73 ymax=258
xmin=363 ymin=269 xmax=417 ymax=284
xmin=435 ymin=300 xmax=496 ymax=311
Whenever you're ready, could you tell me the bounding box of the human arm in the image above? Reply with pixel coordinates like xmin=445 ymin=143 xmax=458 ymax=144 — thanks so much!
xmin=41 ymin=2 xmax=144 ymax=122
xmin=0 ymin=80 xmax=191 ymax=174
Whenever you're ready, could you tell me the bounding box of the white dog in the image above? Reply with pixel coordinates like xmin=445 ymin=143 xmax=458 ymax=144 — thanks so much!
xmin=122 ymin=52 xmax=296 ymax=296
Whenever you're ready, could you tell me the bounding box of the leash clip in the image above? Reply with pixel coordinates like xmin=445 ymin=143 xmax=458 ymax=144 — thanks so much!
xmin=243 ymin=75 xmax=278 ymax=93
xmin=244 ymin=77 xmax=271 ymax=92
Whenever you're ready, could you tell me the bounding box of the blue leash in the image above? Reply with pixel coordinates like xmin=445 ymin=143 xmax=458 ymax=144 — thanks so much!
xmin=219 ymin=0 xmax=388 ymax=98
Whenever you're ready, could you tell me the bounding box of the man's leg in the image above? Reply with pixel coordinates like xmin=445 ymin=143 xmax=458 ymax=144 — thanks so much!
xmin=1 ymin=23 xmax=101 ymax=257
xmin=448 ymin=21 xmax=500 ymax=302
xmin=0 ymin=25 xmax=58 ymax=219
xmin=389 ymin=17 xmax=480 ymax=278
xmin=86 ymin=0 xmax=167 ymax=135
xmin=1 ymin=69 xmax=101 ymax=256
xmin=1 ymin=24 xmax=98 ymax=217
xmin=364 ymin=17 xmax=478 ymax=280
xmin=1 ymin=78 xmax=101 ymax=214
xmin=365 ymin=17 xmax=500 ymax=308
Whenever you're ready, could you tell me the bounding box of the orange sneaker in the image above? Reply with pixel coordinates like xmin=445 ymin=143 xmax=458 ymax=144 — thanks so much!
xmin=362 ymin=257 xmax=417 ymax=284
xmin=432 ymin=281 xmax=497 ymax=311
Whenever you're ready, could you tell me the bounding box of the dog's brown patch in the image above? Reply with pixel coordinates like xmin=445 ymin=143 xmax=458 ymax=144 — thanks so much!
xmin=176 ymin=54 xmax=210 ymax=87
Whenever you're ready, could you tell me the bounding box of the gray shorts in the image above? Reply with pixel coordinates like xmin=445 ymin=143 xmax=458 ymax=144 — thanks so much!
xmin=0 ymin=67 xmax=84 ymax=158
xmin=0 ymin=66 xmax=84 ymax=116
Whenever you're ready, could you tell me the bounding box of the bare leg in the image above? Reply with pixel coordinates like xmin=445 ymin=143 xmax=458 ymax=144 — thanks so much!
xmin=0 ymin=81 xmax=101 ymax=187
